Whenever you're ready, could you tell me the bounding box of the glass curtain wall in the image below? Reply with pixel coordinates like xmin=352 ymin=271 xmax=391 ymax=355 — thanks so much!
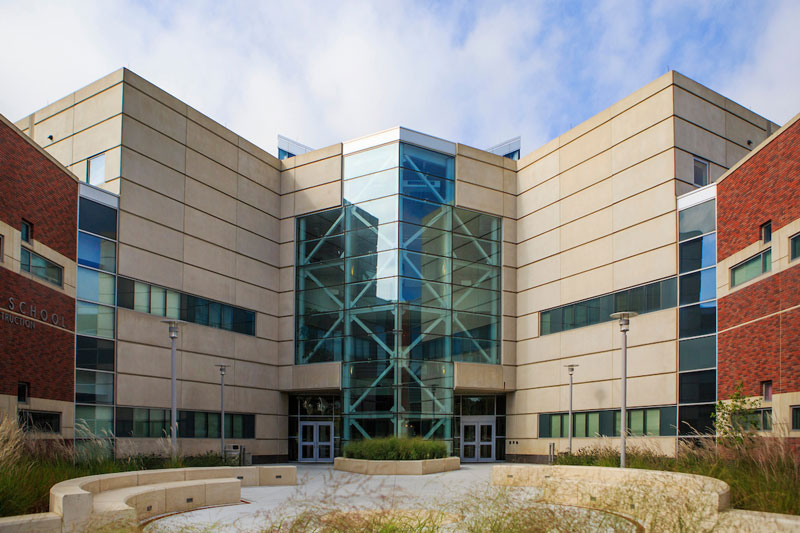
xmin=677 ymin=199 xmax=717 ymax=436
xmin=75 ymin=196 xmax=118 ymax=442
xmin=295 ymin=142 xmax=502 ymax=451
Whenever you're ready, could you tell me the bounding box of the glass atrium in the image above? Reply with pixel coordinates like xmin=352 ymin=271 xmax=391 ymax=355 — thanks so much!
xmin=295 ymin=141 xmax=502 ymax=451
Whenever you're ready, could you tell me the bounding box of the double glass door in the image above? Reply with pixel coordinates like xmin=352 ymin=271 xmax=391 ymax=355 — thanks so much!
xmin=299 ymin=422 xmax=334 ymax=462
xmin=461 ymin=417 xmax=494 ymax=462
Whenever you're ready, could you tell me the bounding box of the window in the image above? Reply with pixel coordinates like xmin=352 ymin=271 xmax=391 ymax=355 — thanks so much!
xmin=116 ymin=276 xmax=255 ymax=335
xmin=79 ymin=198 xmax=117 ymax=239
xmin=18 ymin=410 xmax=60 ymax=433
xmin=539 ymin=407 xmax=676 ymax=438
xmin=20 ymin=248 xmax=64 ymax=286
xmin=540 ymin=277 xmax=677 ymax=335
xmin=731 ymin=249 xmax=771 ymax=287
xmin=761 ymin=222 xmax=772 ymax=243
xmin=791 ymin=234 xmax=800 ymax=261
xmin=87 ymin=153 xmax=106 ymax=186
xmin=693 ymin=159 xmax=709 ymax=186
xmin=793 ymin=406 xmax=800 ymax=431
xmin=21 ymin=220 xmax=32 ymax=243
xmin=177 ymin=411 xmax=255 ymax=439
xmin=678 ymin=200 xmax=715 ymax=241
xmin=762 ymin=380 xmax=773 ymax=402
xmin=733 ymin=408 xmax=772 ymax=432
xmin=0 ymin=233 xmax=4 ymax=261
xmin=17 ymin=382 xmax=29 ymax=403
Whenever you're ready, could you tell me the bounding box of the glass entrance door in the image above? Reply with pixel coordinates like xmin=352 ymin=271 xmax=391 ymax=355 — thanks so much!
xmin=299 ymin=422 xmax=334 ymax=462
xmin=461 ymin=416 xmax=494 ymax=462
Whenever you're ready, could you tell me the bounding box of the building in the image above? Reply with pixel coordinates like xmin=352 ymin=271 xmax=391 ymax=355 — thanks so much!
xmin=0 ymin=113 xmax=78 ymax=439
xmin=1 ymin=67 xmax=795 ymax=464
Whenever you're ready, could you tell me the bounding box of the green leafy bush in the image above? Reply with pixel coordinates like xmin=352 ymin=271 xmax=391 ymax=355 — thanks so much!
xmin=343 ymin=437 xmax=448 ymax=460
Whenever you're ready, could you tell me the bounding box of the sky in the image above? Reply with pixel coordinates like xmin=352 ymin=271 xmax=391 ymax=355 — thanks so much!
xmin=1 ymin=0 xmax=798 ymax=156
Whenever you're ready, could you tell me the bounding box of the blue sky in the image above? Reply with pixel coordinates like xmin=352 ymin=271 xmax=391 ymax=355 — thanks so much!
xmin=1 ymin=0 xmax=798 ymax=156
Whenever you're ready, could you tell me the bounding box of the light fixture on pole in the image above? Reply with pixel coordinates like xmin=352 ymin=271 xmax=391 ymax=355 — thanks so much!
xmin=564 ymin=364 xmax=579 ymax=454
xmin=215 ymin=364 xmax=230 ymax=459
xmin=610 ymin=311 xmax=638 ymax=468
xmin=161 ymin=319 xmax=186 ymax=459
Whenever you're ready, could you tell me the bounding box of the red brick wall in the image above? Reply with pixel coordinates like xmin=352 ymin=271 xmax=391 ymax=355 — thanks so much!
xmin=0 ymin=268 xmax=74 ymax=402
xmin=0 ymin=119 xmax=77 ymax=259
xmin=717 ymin=118 xmax=800 ymax=261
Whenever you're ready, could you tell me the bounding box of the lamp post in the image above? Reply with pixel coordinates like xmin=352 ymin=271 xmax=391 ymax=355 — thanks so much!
xmin=161 ymin=320 xmax=186 ymax=459
xmin=610 ymin=311 xmax=638 ymax=468
xmin=564 ymin=364 xmax=579 ymax=454
xmin=215 ymin=364 xmax=230 ymax=459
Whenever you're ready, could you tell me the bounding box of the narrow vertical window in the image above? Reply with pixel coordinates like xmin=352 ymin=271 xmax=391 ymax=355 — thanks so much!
xmin=762 ymin=380 xmax=773 ymax=402
xmin=693 ymin=158 xmax=709 ymax=186
xmin=17 ymin=382 xmax=29 ymax=403
xmin=87 ymin=153 xmax=107 ymax=186
xmin=21 ymin=220 xmax=32 ymax=243
xmin=761 ymin=221 xmax=772 ymax=243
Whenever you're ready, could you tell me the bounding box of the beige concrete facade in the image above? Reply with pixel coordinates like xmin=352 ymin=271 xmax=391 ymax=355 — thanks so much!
xmin=15 ymin=68 xmax=779 ymax=461
xmin=509 ymin=71 xmax=776 ymax=457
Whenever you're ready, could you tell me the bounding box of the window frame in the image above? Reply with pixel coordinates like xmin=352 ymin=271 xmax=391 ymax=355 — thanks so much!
xmin=761 ymin=221 xmax=772 ymax=243
xmin=790 ymin=233 xmax=800 ymax=262
xmin=18 ymin=410 xmax=61 ymax=433
xmin=17 ymin=382 xmax=30 ymax=403
xmin=730 ymin=248 xmax=772 ymax=288
xmin=87 ymin=152 xmax=107 ymax=186
xmin=762 ymin=380 xmax=773 ymax=402
xmin=693 ymin=158 xmax=709 ymax=187
xmin=21 ymin=220 xmax=32 ymax=243
xmin=20 ymin=247 xmax=64 ymax=287
xmin=0 ymin=233 xmax=4 ymax=262
xmin=792 ymin=406 xmax=800 ymax=431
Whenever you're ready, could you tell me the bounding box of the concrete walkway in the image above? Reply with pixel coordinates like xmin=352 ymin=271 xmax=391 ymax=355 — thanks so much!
xmin=146 ymin=463 xmax=497 ymax=531
xmin=145 ymin=463 xmax=636 ymax=532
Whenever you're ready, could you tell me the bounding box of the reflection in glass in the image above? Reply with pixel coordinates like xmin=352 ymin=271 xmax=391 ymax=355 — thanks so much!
xmin=76 ymin=301 xmax=115 ymax=338
xmin=347 ymin=223 xmax=398 ymax=257
xmin=346 ymin=252 xmax=398 ymax=282
xmin=400 ymin=223 xmax=449 ymax=256
xmin=400 ymin=169 xmax=454 ymax=204
xmin=679 ymin=268 xmax=716 ymax=305
xmin=679 ymin=233 xmax=716 ymax=273
xmin=78 ymin=232 xmax=116 ymax=272
xmin=400 ymin=143 xmax=454 ymax=179
xmin=678 ymin=200 xmax=715 ymax=241
xmin=343 ymin=169 xmax=398 ymax=204
xmin=347 ymin=196 xmax=399 ymax=230
xmin=678 ymin=302 xmax=717 ymax=339
xmin=344 ymin=144 xmax=399 ymax=179
xmin=400 ymin=196 xmax=450 ymax=229
xmin=453 ymin=208 xmax=501 ymax=240
xmin=77 ymin=267 xmax=115 ymax=305
xmin=400 ymin=251 xmax=450 ymax=282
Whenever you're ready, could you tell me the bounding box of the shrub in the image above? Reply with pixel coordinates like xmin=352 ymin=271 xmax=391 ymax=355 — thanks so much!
xmin=343 ymin=437 xmax=448 ymax=460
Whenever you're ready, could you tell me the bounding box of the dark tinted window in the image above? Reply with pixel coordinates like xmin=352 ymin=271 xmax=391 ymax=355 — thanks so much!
xmin=679 ymin=233 xmax=716 ymax=273
xmin=679 ymin=336 xmax=716 ymax=371
xmin=679 ymin=370 xmax=716 ymax=404
xmin=79 ymin=198 xmax=117 ymax=239
xmin=76 ymin=336 xmax=115 ymax=371
xmin=678 ymin=404 xmax=715 ymax=435
xmin=679 ymin=302 xmax=717 ymax=338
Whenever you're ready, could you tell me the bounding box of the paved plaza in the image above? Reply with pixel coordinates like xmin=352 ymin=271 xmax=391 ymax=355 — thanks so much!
xmin=145 ymin=464 xmax=638 ymax=532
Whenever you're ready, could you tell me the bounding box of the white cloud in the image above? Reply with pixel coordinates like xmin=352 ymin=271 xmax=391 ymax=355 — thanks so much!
xmin=0 ymin=0 xmax=797 ymax=159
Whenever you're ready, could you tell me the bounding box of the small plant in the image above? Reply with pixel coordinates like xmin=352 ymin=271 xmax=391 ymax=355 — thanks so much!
xmin=343 ymin=437 xmax=447 ymax=460
xmin=712 ymin=381 xmax=763 ymax=445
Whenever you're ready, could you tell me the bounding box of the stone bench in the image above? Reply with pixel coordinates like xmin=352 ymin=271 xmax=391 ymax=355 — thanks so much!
xmin=334 ymin=456 xmax=460 ymax=475
xmin=92 ymin=478 xmax=241 ymax=523
xmin=28 ymin=465 xmax=297 ymax=532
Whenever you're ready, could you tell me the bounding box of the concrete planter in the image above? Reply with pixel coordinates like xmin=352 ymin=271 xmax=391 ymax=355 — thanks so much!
xmin=334 ymin=456 xmax=460 ymax=475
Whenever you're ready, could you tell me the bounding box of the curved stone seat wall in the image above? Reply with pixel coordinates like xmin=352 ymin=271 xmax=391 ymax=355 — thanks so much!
xmin=0 ymin=465 xmax=296 ymax=533
xmin=492 ymin=464 xmax=800 ymax=532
